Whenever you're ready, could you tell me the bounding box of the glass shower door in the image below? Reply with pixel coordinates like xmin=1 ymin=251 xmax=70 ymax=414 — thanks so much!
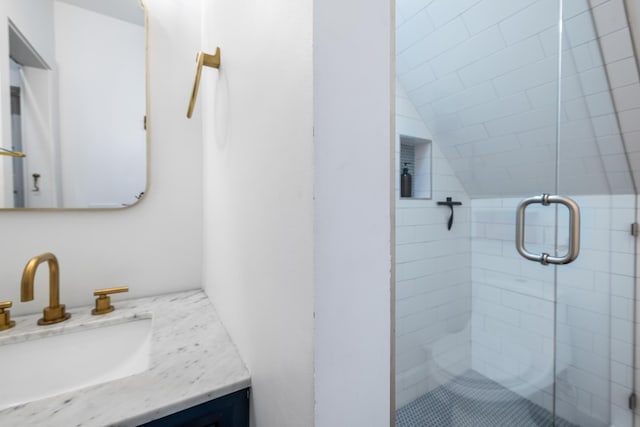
xmin=394 ymin=0 xmax=637 ymax=425
xmin=553 ymin=1 xmax=638 ymax=425
xmin=394 ymin=0 xmax=563 ymax=425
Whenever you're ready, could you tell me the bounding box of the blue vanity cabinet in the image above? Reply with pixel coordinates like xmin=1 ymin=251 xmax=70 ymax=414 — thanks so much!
xmin=140 ymin=388 xmax=250 ymax=427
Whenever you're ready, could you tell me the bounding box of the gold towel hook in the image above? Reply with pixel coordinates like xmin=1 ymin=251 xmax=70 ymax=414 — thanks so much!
xmin=187 ymin=47 xmax=221 ymax=119
xmin=0 ymin=147 xmax=25 ymax=157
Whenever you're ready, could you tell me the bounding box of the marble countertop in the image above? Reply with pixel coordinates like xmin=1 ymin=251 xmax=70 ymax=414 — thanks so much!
xmin=0 ymin=290 xmax=251 ymax=426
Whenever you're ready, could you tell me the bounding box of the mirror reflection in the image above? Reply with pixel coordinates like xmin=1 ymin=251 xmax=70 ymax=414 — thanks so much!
xmin=1 ymin=0 xmax=146 ymax=209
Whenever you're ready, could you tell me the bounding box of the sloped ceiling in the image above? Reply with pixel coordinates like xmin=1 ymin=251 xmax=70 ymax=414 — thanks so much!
xmin=57 ymin=0 xmax=144 ymax=26
xmin=396 ymin=0 xmax=640 ymax=197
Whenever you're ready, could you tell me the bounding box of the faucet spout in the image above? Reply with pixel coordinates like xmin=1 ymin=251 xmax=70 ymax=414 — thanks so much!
xmin=21 ymin=252 xmax=71 ymax=325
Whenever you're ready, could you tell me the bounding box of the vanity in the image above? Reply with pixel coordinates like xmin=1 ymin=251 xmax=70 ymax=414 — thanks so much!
xmin=0 ymin=290 xmax=251 ymax=426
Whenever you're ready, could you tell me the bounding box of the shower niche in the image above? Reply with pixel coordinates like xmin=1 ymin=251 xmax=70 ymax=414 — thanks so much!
xmin=399 ymin=135 xmax=431 ymax=199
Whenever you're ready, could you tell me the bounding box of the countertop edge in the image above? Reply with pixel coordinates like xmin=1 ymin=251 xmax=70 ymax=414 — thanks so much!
xmin=0 ymin=289 xmax=251 ymax=426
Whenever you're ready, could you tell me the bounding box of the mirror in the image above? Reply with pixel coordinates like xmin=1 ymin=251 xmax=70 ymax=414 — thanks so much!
xmin=0 ymin=0 xmax=147 ymax=209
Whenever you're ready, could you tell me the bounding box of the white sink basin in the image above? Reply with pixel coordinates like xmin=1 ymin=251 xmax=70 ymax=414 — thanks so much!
xmin=0 ymin=316 xmax=152 ymax=410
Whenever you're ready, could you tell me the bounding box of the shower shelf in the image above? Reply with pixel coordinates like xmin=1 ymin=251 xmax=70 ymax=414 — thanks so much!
xmin=399 ymin=135 xmax=431 ymax=199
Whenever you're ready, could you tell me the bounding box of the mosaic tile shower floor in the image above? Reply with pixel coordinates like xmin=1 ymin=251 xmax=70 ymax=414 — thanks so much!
xmin=396 ymin=370 xmax=577 ymax=427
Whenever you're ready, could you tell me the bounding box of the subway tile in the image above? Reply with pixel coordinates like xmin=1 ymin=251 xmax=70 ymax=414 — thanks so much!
xmin=563 ymin=10 xmax=598 ymax=47
xmin=430 ymin=26 xmax=505 ymax=77
xmin=556 ymin=322 xmax=594 ymax=351
xmin=396 ymin=10 xmax=435 ymax=54
xmin=611 ymin=208 xmax=636 ymax=230
xmin=606 ymin=57 xmax=640 ymax=89
xmin=408 ymin=72 xmax=465 ymax=106
xmin=398 ymin=61 xmax=437 ymax=92
xmin=562 ymin=0 xmax=590 ymax=19
xmin=602 ymin=154 xmax=631 ymax=173
xmin=396 ymin=94 xmax=422 ymax=119
xmin=397 ymin=18 xmax=470 ymax=71
xmin=459 ymin=93 xmax=531 ymax=127
xmin=611 ymin=274 xmax=634 ymax=299
xmin=484 ymin=107 xmax=556 ymax=137
xmin=458 ymin=35 xmax=547 ymax=88
xmin=567 ymin=305 xmax=610 ymax=336
xmin=561 ymin=73 xmax=588 ymax=101
xmin=619 ymin=108 xmax=640 ymax=133
xmin=433 ymin=124 xmax=489 ymax=145
xmin=585 ymin=91 xmax=615 ymax=117
xmin=427 ymin=112 xmax=462 ymax=134
xmin=431 ymin=82 xmax=497 ymax=116
xmin=611 ymin=295 xmax=633 ymax=321
xmin=611 ymin=402 xmax=634 ymax=427
xmin=472 ymin=238 xmax=503 ymax=255
xmin=566 ymin=366 xmax=610 ymax=400
xmin=611 ymin=337 xmax=633 ymax=365
xmin=596 ymin=135 xmax=625 ymax=155
xmin=577 ymin=66 xmax=611 ymax=96
xmin=520 ymin=312 xmax=554 ymax=336
xmin=492 ymin=56 xmax=558 ymax=98
xmin=396 ymin=0 xmax=434 ymax=20
xmin=591 ymin=0 xmax=628 ymax=36
xmin=592 ymin=113 xmax=621 ymax=136
xmin=612 ymin=83 xmax=640 ymax=112
xmin=456 ymin=136 xmax=521 ymax=158
xmin=498 ymin=0 xmax=558 ymax=45
xmin=462 ymin=0 xmax=539 ymax=35
xmin=568 ymin=40 xmax=603 ymax=72
xmin=425 ymin=0 xmax=483 ymax=29
xmin=598 ymin=28 xmax=633 ymax=64
xmin=562 ymin=97 xmax=592 ymax=121
xmin=396 ymin=279 xmax=415 ymax=300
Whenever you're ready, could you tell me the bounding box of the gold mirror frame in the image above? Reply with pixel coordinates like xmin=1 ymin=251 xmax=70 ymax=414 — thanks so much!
xmin=0 ymin=0 xmax=150 ymax=211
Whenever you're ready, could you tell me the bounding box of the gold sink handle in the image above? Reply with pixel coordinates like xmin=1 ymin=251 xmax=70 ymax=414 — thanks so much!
xmin=0 ymin=301 xmax=16 ymax=331
xmin=92 ymin=286 xmax=129 ymax=315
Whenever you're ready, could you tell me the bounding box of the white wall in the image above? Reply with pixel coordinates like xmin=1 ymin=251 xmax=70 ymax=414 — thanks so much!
xmin=313 ymin=0 xmax=391 ymax=425
xmin=0 ymin=0 xmax=204 ymax=317
xmin=200 ymin=1 xmax=315 ymax=426
xmin=395 ymin=80 xmax=472 ymax=408
xmin=54 ymin=1 xmax=146 ymax=207
xmin=201 ymin=0 xmax=392 ymax=426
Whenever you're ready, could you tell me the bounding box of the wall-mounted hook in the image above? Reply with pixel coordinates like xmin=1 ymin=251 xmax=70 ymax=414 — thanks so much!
xmin=0 ymin=147 xmax=25 ymax=157
xmin=31 ymin=173 xmax=40 ymax=192
xmin=187 ymin=48 xmax=221 ymax=119
xmin=437 ymin=197 xmax=462 ymax=230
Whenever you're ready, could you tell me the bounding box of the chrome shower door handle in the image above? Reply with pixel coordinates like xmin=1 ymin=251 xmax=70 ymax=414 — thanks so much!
xmin=515 ymin=194 xmax=580 ymax=265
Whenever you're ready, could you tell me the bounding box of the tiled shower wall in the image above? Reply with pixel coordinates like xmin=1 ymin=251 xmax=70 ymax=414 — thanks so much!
xmin=471 ymin=195 xmax=636 ymax=427
xmin=396 ymin=0 xmax=638 ymax=197
xmin=397 ymin=76 xmax=638 ymax=424
xmin=395 ymin=81 xmax=472 ymax=408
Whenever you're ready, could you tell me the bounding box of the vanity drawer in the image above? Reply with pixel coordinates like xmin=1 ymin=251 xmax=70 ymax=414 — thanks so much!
xmin=140 ymin=388 xmax=250 ymax=427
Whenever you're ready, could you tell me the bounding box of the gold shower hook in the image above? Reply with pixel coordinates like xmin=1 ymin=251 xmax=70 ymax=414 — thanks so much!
xmin=186 ymin=47 xmax=221 ymax=119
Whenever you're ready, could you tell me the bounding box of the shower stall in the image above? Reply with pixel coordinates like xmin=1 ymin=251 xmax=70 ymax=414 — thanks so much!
xmin=394 ymin=0 xmax=638 ymax=426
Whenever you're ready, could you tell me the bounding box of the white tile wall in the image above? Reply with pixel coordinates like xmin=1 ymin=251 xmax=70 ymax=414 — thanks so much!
xmin=396 ymin=0 xmax=636 ymax=198
xmin=395 ymin=2 xmax=640 ymax=425
xmin=395 ymin=80 xmax=473 ymax=408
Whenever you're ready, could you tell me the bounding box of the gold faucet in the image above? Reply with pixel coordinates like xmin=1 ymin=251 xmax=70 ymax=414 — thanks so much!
xmin=21 ymin=252 xmax=71 ymax=325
